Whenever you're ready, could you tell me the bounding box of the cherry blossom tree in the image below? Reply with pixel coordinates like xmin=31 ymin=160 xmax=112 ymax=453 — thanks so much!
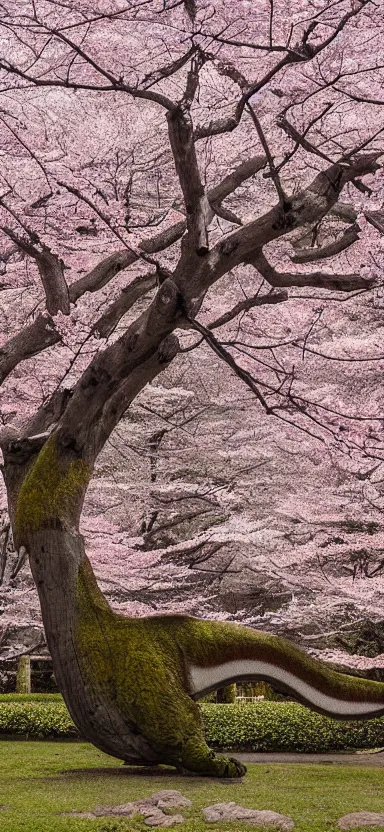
xmin=0 ymin=0 xmax=384 ymax=775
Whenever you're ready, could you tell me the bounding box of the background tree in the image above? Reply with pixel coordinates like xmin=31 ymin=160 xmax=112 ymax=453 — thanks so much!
xmin=0 ymin=0 xmax=384 ymax=772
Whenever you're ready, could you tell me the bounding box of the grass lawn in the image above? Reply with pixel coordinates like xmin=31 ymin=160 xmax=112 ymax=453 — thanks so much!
xmin=0 ymin=742 xmax=383 ymax=832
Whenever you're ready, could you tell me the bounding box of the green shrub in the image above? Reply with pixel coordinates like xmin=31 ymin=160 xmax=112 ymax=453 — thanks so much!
xmin=0 ymin=701 xmax=78 ymax=738
xmin=201 ymin=702 xmax=384 ymax=752
xmin=0 ymin=693 xmax=63 ymax=703
xmin=1 ymin=698 xmax=384 ymax=750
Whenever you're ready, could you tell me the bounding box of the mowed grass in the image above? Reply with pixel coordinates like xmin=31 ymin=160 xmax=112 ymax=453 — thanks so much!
xmin=0 ymin=742 xmax=384 ymax=832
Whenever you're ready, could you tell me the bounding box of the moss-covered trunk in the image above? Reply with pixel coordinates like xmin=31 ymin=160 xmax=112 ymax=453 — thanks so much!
xmin=8 ymin=435 xmax=384 ymax=779
xmin=26 ymin=526 xmax=162 ymax=763
xmin=5 ymin=436 xmax=163 ymax=763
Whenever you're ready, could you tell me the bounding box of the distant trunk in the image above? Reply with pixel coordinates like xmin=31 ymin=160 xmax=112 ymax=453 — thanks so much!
xmin=16 ymin=656 xmax=31 ymax=693
xmin=216 ymin=684 xmax=236 ymax=703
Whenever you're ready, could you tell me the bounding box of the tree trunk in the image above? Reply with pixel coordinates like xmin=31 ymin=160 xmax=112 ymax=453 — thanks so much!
xmin=216 ymin=684 xmax=236 ymax=703
xmin=6 ymin=435 xmax=384 ymax=778
xmin=27 ymin=526 xmax=162 ymax=763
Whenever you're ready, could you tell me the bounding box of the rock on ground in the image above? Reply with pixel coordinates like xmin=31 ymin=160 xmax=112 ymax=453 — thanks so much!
xmin=64 ymin=790 xmax=190 ymax=826
xmin=338 ymin=812 xmax=384 ymax=829
xmin=202 ymin=802 xmax=294 ymax=830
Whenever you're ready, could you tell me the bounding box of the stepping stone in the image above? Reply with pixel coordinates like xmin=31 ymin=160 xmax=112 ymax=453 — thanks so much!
xmin=338 ymin=812 xmax=384 ymax=830
xmin=202 ymin=802 xmax=294 ymax=830
xmin=140 ymin=807 xmax=185 ymax=827
xmin=141 ymin=791 xmax=192 ymax=810
xmin=64 ymin=789 xmax=189 ymax=826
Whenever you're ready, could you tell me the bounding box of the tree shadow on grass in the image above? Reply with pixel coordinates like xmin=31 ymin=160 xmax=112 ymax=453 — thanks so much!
xmin=59 ymin=766 xmax=242 ymax=782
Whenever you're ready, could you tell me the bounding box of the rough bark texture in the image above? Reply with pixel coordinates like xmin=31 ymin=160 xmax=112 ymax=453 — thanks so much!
xmin=0 ymin=0 xmax=383 ymax=774
xmin=2 ymin=151 xmax=382 ymax=775
xmin=5 ymin=433 xmax=384 ymax=775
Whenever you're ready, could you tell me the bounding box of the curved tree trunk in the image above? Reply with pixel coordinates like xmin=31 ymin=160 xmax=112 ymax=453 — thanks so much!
xmin=23 ymin=523 xmax=246 ymax=775
xmin=27 ymin=528 xmax=161 ymax=763
xmin=5 ymin=433 xmax=384 ymax=777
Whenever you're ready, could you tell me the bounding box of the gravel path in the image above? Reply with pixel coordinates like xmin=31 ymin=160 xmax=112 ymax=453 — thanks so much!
xmin=234 ymin=751 xmax=384 ymax=766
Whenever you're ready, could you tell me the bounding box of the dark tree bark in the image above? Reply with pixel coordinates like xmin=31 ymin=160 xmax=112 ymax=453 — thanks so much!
xmin=1 ymin=1 xmax=384 ymax=775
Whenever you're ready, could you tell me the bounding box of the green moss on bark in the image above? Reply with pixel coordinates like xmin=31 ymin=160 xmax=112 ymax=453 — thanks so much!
xmin=74 ymin=560 xmax=245 ymax=775
xmin=15 ymin=438 xmax=90 ymax=536
xmin=73 ymin=559 xmax=384 ymax=776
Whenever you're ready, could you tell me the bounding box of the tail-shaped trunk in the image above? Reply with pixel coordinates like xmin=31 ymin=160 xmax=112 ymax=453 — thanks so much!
xmin=183 ymin=619 xmax=384 ymax=720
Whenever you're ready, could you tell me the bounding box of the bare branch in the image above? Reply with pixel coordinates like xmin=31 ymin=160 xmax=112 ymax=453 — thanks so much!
xmin=251 ymin=250 xmax=373 ymax=292
xmin=195 ymin=0 xmax=370 ymax=141
xmin=142 ymin=45 xmax=197 ymax=89
xmin=277 ymin=114 xmax=334 ymax=164
xmin=247 ymin=103 xmax=287 ymax=205
xmin=183 ymin=313 xmax=272 ymax=413
xmin=194 ymin=55 xmax=289 ymax=140
xmin=365 ymin=210 xmax=384 ymax=236
xmin=291 ymin=223 xmax=360 ymax=263
xmin=0 ymin=57 xmax=176 ymax=109
xmin=57 ymin=181 xmax=140 ymax=255
xmin=333 ymin=88 xmax=384 ymax=106
xmin=0 ymin=18 xmax=177 ymax=111
xmin=208 ymin=290 xmax=288 ymax=330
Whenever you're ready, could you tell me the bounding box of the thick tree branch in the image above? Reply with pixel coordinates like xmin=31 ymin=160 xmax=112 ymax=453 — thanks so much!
xmin=330 ymin=203 xmax=358 ymax=224
xmin=92 ymin=334 xmax=180 ymax=458
xmin=70 ymin=155 xmax=267 ymax=299
xmin=2 ymin=158 xmax=378 ymax=465
xmin=54 ymin=278 xmax=183 ymax=462
xmin=365 ymin=211 xmax=384 ymax=236
xmin=0 ymin=315 xmax=61 ymax=385
xmin=3 ymin=229 xmax=70 ymax=315
xmin=199 ymin=155 xmax=381 ymax=287
xmin=208 ymin=156 xmax=267 ymax=203
xmin=69 ymin=250 xmax=138 ymax=302
xmin=22 ymin=389 xmax=73 ymax=439
xmin=92 ymin=272 xmax=157 ymax=339
xmin=167 ymin=101 xmax=209 ymax=255
xmin=0 ymin=156 xmax=268 ymax=386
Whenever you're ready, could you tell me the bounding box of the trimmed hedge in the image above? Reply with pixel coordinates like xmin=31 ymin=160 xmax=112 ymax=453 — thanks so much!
xmin=0 ymin=694 xmax=63 ymax=703
xmin=202 ymin=703 xmax=384 ymax=752
xmin=1 ymin=697 xmax=384 ymax=750
xmin=0 ymin=699 xmax=78 ymax=738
